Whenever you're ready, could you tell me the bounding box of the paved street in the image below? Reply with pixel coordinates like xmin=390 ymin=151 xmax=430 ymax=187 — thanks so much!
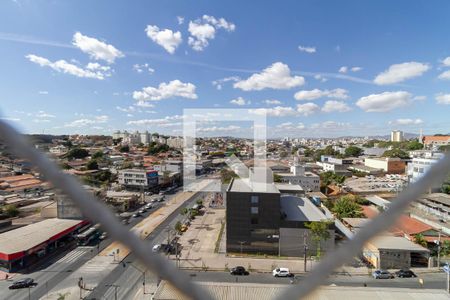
xmin=0 ymin=199 xmax=167 ymax=300
xmin=86 ymin=190 xmax=207 ymax=300
xmin=187 ymin=270 xmax=449 ymax=290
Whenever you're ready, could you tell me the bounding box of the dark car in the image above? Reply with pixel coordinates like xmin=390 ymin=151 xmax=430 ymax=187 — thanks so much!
xmin=230 ymin=266 xmax=249 ymax=275
xmin=9 ymin=278 xmax=36 ymax=289
xmin=395 ymin=269 xmax=417 ymax=278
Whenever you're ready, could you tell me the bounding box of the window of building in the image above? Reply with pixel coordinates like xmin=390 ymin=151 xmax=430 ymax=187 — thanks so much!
xmin=251 ymin=216 xmax=258 ymax=224
xmin=251 ymin=207 xmax=259 ymax=214
xmin=251 ymin=195 xmax=259 ymax=204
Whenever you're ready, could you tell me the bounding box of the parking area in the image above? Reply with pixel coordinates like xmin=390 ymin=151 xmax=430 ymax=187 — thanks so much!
xmin=345 ymin=175 xmax=408 ymax=194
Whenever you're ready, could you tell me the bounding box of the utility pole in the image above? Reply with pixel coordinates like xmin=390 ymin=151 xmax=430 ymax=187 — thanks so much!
xmin=238 ymin=241 xmax=246 ymax=256
xmin=438 ymin=231 xmax=442 ymax=268
xmin=303 ymin=231 xmax=308 ymax=273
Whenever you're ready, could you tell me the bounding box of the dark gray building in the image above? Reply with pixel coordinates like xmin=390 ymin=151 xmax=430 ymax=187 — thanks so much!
xmin=226 ymin=168 xmax=334 ymax=256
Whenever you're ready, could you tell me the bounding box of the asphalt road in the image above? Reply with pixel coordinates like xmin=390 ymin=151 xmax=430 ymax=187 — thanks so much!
xmin=0 ymin=199 xmax=167 ymax=300
xmin=187 ymin=270 xmax=449 ymax=290
xmin=85 ymin=190 xmax=207 ymax=300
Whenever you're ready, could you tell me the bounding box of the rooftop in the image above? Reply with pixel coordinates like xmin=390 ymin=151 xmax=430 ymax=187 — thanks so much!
xmin=367 ymin=235 xmax=430 ymax=252
xmin=0 ymin=218 xmax=85 ymax=259
xmin=280 ymin=195 xmax=328 ymax=222
xmin=229 ymin=178 xmax=279 ymax=193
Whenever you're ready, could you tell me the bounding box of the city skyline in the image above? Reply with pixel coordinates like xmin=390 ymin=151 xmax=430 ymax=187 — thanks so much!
xmin=1 ymin=1 xmax=450 ymax=138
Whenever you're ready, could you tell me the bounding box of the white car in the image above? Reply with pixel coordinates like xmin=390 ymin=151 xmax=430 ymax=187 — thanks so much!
xmin=272 ymin=267 xmax=293 ymax=277
xmin=152 ymin=244 xmax=161 ymax=253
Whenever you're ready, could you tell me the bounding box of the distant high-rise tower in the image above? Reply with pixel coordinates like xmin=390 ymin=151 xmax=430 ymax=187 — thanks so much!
xmin=391 ymin=130 xmax=404 ymax=142
xmin=419 ymin=128 xmax=423 ymax=144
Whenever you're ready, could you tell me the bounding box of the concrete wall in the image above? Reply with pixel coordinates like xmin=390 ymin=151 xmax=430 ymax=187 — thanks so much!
xmin=279 ymin=227 xmax=335 ymax=257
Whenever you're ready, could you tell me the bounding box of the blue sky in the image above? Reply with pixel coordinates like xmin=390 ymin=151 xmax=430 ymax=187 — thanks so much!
xmin=0 ymin=0 xmax=449 ymax=138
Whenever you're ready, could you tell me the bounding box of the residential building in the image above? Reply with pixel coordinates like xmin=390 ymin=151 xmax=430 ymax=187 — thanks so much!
xmin=363 ymin=235 xmax=430 ymax=269
xmin=364 ymin=157 xmax=405 ymax=174
xmin=49 ymin=145 xmax=68 ymax=155
xmin=118 ymin=169 xmax=159 ymax=190
xmin=407 ymin=152 xmax=444 ymax=191
xmin=226 ymin=167 xmax=334 ymax=256
xmin=391 ymin=130 xmax=404 ymax=142
xmin=166 ymin=137 xmax=184 ymax=149
xmin=274 ymin=158 xmax=320 ymax=192
xmin=422 ymin=135 xmax=450 ymax=148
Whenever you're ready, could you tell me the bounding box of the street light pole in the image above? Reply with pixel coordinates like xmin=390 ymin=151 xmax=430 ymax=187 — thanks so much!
xmin=238 ymin=241 xmax=246 ymax=256
xmin=126 ymin=262 xmax=148 ymax=294
xmin=303 ymin=231 xmax=308 ymax=273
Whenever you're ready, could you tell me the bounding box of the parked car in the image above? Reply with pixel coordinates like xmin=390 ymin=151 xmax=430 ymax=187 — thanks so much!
xmin=395 ymin=269 xmax=417 ymax=278
xmin=372 ymin=269 xmax=394 ymax=279
xmin=131 ymin=212 xmax=141 ymax=218
xmin=145 ymin=203 xmax=153 ymax=209
xmin=9 ymin=278 xmax=36 ymax=289
xmin=230 ymin=266 xmax=249 ymax=275
xmin=152 ymin=244 xmax=161 ymax=253
xmin=272 ymin=268 xmax=294 ymax=277
xmin=122 ymin=219 xmax=130 ymax=225
xmin=138 ymin=208 xmax=146 ymax=214
xmin=99 ymin=232 xmax=108 ymax=240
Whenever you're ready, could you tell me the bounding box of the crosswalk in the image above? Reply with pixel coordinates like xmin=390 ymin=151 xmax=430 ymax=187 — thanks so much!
xmin=52 ymin=247 xmax=94 ymax=266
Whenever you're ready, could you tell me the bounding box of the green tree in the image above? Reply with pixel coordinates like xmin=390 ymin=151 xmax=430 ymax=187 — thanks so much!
xmin=86 ymin=159 xmax=99 ymax=170
xmin=273 ymin=173 xmax=282 ymax=183
xmin=180 ymin=207 xmax=189 ymax=216
xmin=92 ymin=151 xmax=104 ymax=159
xmin=66 ymin=147 xmax=89 ymax=159
xmin=3 ymin=204 xmax=19 ymax=217
xmin=344 ymin=146 xmax=363 ymax=157
xmin=119 ymin=145 xmax=130 ymax=153
xmin=413 ymin=234 xmax=428 ymax=248
xmin=305 ymin=221 xmax=332 ymax=258
xmin=406 ymin=140 xmax=424 ymax=150
xmin=196 ymin=199 xmax=203 ymax=206
xmin=175 ymin=221 xmax=182 ymax=233
xmin=331 ymin=196 xmax=364 ymax=220
xmin=382 ymin=148 xmax=409 ymax=159
xmin=442 ymin=184 xmax=450 ymax=195
xmin=441 ymin=240 xmax=450 ymax=256
xmin=220 ymin=169 xmax=237 ymax=184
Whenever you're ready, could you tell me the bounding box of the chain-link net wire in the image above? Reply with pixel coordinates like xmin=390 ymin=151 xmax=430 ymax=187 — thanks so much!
xmin=0 ymin=119 xmax=449 ymax=300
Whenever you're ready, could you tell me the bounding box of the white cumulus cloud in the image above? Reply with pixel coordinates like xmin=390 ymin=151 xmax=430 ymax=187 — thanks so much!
xmin=436 ymin=93 xmax=450 ymax=105
xmin=389 ymin=118 xmax=423 ymax=125
xmin=65 ymin=115 xmax=109 ymax=127
xmin=438 ymin=70 xmax=450 ymax=80
xmin=374 ymin=62 xmax=430 ymax=85
xmin=321 ymin=100 xmax=352 ymax=113
xmin=133 ymin=80 xmax=197 ymax=101
xmin=230 ymin=97 xmax=249 ymax=106
xmin=145 ymin=25 xmax=182 ymax=54
xmin=338 ymin=66 xmax=348 ymax=73
xmin=356 ymin=91 xmax=412 ymax=112
xmin=296 ymin=103 xmax=320 ymax=116
xmin=234 ymin=62 xmax=305 ymax=91
xmin=263 ymin=99 xmax=282 ymax=105
xmin=188 ymin=15 xmax=235 ymax=51
xmin=294 ymin=88 xmax=348 ymax=101
xmin=72 ymin=32 xmax=123 ymax=64
xmin=248 ymin=106 xmax=298 ymax=117
xmin=26 ymin=54 xmax=112 ymax=80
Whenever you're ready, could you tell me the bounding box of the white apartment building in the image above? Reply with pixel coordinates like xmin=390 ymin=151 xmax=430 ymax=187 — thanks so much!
xmin=407 ymin=152 xmax=444 ymax=191
xmin=49 ymin=145 xmax=68 ymax=155
xmin=118 ymin=169 xmax=159 ymax=189
xmin=391 ymin=130 xmax=404 ymax=142
xmin=166 ymin=137 xmax=183 ymax=149
xmin=276 ymin=159 xmax=320 ymax=192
